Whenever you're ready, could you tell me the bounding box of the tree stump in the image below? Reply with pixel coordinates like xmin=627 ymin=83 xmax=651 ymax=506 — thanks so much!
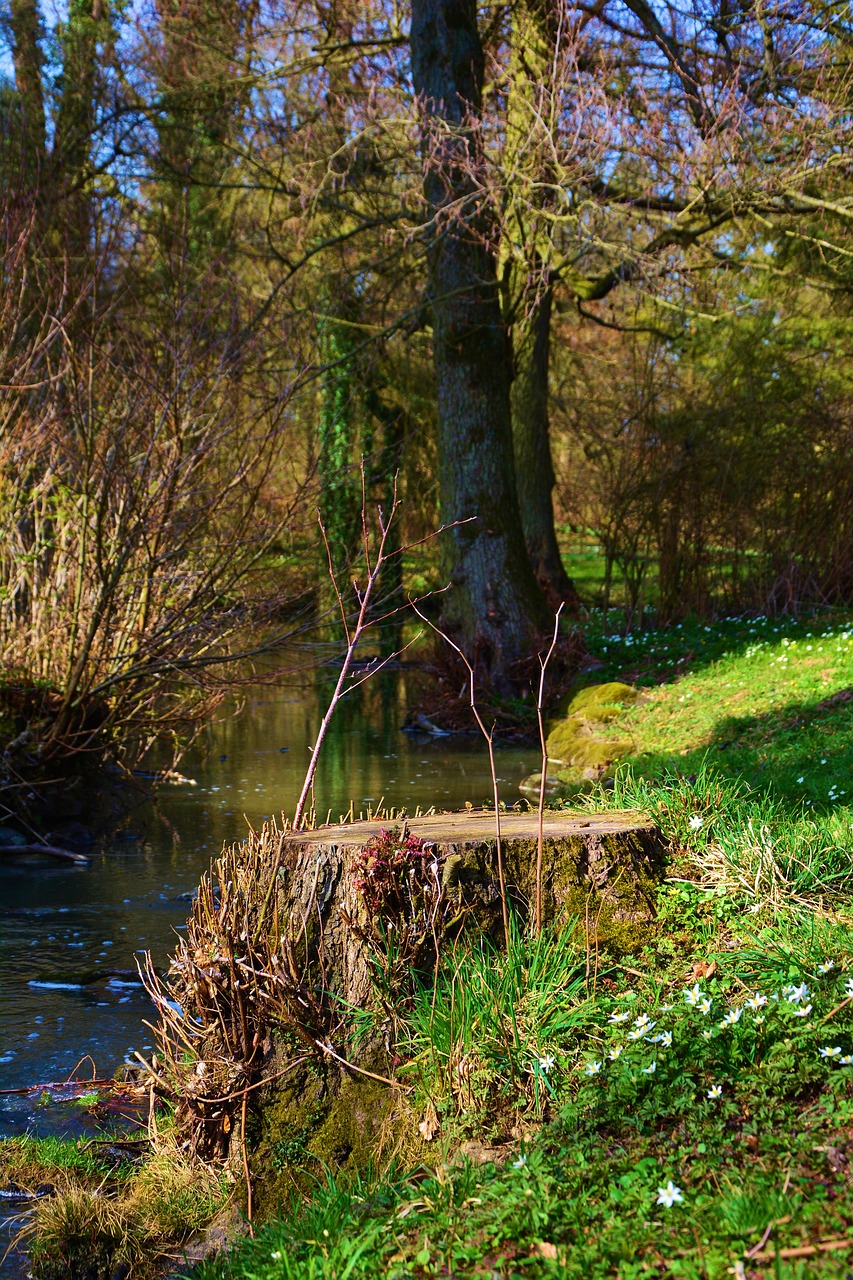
xmin=278 ymin=808 xmax=664 ymax=1011
xmin=144 ymin=808 xmax=665 ymax=1199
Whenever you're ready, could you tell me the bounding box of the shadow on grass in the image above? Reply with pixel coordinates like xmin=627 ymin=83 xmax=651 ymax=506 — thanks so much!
xmin=584 ymin=607 xmax=853 ymax=693
xmin=625 ymin=685 xmax=853 ymax=815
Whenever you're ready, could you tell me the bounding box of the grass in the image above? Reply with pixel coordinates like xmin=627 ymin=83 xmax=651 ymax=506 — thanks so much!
xmin=2 ymin=1126 xmax=231 ymax=1279
xmin=190 ymin=607 xmax=853 ymax=1279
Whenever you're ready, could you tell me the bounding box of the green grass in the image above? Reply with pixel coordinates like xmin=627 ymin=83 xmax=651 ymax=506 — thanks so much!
xmin=0 ymin=1133 xmax=120 ymax=1185
xmin=193 ymin=610 xmax=853 ymax=1280
xmin=198 ymin=944 xmax=853 ymax=1276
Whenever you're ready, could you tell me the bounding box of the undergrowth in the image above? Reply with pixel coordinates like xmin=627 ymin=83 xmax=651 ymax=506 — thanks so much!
xmin=194 ymin=609 xmax=853 ymax=1279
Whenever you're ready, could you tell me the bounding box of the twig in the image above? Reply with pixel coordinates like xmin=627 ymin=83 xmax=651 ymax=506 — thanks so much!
xmin=315 ymin=1039 xmax=412 ymax=1091
xmin=740 ymin=1238 xmax=851 ymax=1263
xmin=293 ymin=473 xmax=402 ymax=830
xmin=535 ymin=605 xmax=564 ymax=934
xmin=745 ymin=1220 xmax=776 ymax=1259
xmin=821 ymin=994 xmax=853 ymax=1023
xmin=241 ymin=1087 xmax=254 ymax=1234
xmin=409 ymin=600 xmax=509 ymax=949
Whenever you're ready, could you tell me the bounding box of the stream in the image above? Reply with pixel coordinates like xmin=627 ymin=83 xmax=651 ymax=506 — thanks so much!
xmin=0 ymin=663 xmax=534 ymax=1109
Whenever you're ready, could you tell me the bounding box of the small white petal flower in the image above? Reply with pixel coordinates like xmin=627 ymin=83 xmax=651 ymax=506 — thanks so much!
xmin=656 ymin=1181 xmax=684 ymax=1207
xmin=512 ymin=1155 xmax=527 ymax=1169
xmin=658 ymin=1030 xmax=673 ymax=1048
xmin=702 ymin=1029 xmax=713 ymax=1039
xmin=628 ymin=1027 xmax=647 ymax=1041
xmin=748 ymin=903 xmax=761 ymax=914
xmin=791 ymin=1004 xmax=812 ymax=1018
xmin=817 ymin=961 xmax=835 ymax=975
xmin=271 ymin=1252 xmax=282 ymax=1261
xmin=660 ymin=1003 xmax=674 ymax=1012
xmin=845 ymin=978 xmax=853 ymax=998
xmin=634 ymin=1013 xmax=654 ymax=1029
xmin=684 ymin=984 xmax=704 ymax=1007
xmin=584 ymin=1060 xmax=602 ymax=1075
xmin=746 ymin=993 xmax=768 ymax=1010
xmin=720 ymin=1007 xmax=742 ymax=1026
xmin=643 ymin=1061 xmax=657 ymax=1074
xmin=754 ymin=1014 xmax=765 ymax=1026
xmin=688 ymin=816 xmax=704 ymax=830
xmin=536 ymin=1054 xmax=556 ymax=1073
xmin=699 ymin=998 xmax=713 ymax=1016
xmin=608 ymin=1011 xmax=631 ymax=1024
xmin=819 ymin=1046 xmax=843 ymax=1059
xmin=786 ymin=983 xmax=810 ymax=1005
xmin=707 ymin=1084 xmax=723 ymax=1099
xmin=840 ymin=1055 xmax=853 ymax=1065
xmin=607 ymin=1046 xmax=623 ymax=1061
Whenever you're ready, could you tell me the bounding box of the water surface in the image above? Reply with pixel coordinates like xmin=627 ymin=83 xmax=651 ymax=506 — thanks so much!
xmin=0 ymin=666 xmax=534 ymax=1104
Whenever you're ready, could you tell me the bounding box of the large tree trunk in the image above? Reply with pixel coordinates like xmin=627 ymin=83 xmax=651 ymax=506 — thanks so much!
xmin=503 ymin=0 xmax=581 ymax=614
xmin=410 ymin=0 xmax=549 ymax=680
xmin=509 ymin=271 xmax=582 ymax=612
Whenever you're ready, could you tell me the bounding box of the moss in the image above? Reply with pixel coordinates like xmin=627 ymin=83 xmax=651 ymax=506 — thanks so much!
xmin=250 ymin=1064 xmax=396 ymax=1221
xmin=307 ymin=1077 xmax=392 ymax=1170
xmin=544 ymin=681 xmax=638 ymax=769
xmin=563 ymin=681 xmax=642 ymax=720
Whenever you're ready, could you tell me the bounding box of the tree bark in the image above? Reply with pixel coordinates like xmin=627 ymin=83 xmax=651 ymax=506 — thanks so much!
xmin=503 ymin=0 xmax=581 ymax=613
xmin=410 ymin=0 xmax=549 ymax=680
xmin=9 ymin=0 xmax=46 ymax=164
xmin=509 ymin=271 xmax=582 ymax=612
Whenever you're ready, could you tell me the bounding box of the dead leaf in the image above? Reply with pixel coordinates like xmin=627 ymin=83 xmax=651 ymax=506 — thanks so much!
xmin=691 ymin=960 xmax=718 ymax=980
xmin=418 ymin=1099 xmax=440 ymax=1142
xmin=535 ymin=1242 xmax=558 ymax=1260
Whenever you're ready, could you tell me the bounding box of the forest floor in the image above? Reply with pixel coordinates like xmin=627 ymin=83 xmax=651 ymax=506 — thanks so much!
xmin=194 ymin=606 xmax=853 ymax=1280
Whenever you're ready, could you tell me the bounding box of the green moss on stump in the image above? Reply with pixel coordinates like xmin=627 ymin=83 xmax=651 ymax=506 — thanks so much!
xmin=250 ymin=1065 xmax=396 ymax=1221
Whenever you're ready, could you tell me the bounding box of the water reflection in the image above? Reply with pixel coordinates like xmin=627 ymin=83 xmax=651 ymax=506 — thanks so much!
xmin=0 ymin=662 xmax=534 ymax=1102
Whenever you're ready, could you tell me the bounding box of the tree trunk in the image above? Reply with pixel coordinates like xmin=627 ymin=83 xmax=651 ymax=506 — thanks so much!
xmin=9 ymin=0 xmax=46 ymax=165
xmin=509 ymin=272 xmax=582 ymax=612
xmin=410 ymin=0 xmax=549 ymax=680
xmin=503 ymin=0 xmax=581 ymax=614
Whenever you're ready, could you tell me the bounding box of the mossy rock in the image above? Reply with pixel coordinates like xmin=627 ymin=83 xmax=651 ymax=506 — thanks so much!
xmin=544 ymin=681 xmax=639 ymax=770
xmin=561 ymin=681 xmax=642 ymax=721
xmin=518 ymin=768 xmax=604 ymax=801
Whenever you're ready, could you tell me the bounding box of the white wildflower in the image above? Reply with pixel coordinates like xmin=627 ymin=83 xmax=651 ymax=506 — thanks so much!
xmin=786 ymin=983 xmax=810 ymax=1005
xmin=512 ymin=1155 xmax=527 ymax=1169
xmin=791 ymin=1004 xmax=812 ymax=1018
xmin=608 ymin=1046 xmax=623 ymax=1061
xmin=746 ymin=993 xmax=768 ymax=1010
xmin=707 ymin=1084 xmax=723 ymax=1100
xmin=684 ymin=984 xmax=704 ymax=1007
xmin=584 ymin=1060 xmax=602 ymax=1076
xmin=656 ymin=1181 xmax=684 ymax=1207
xmin=817 ymin=961 xmax=835 ymax=975
xmin=609 ymin=1011 xmax=631 ymax=1024
xmin=819 ymin=1046 xmax=843 ymax=1060
xmin=689 ymin=816 xmax=704 ymax=830
xmin=720 ymin=1008 xmax=742 ymax=1027
xmin=642 ymin=1061 xmax=657 ymax=1075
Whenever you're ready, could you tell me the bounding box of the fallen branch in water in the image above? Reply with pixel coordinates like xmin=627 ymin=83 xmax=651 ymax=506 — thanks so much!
xmin=0 ymin=842 xmax=90 ymax=864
